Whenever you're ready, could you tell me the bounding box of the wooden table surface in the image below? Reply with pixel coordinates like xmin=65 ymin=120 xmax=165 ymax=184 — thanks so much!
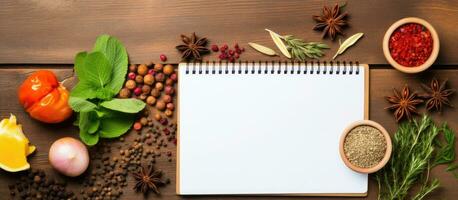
xmin=1 ymin=0 xmax=457 ymax=199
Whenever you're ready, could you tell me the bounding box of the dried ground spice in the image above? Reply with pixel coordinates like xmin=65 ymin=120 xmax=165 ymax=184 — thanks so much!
xmin=344 ymin=125 xmax=387 ymax=168
xmin=389 ymin=23 xmax=433 ymax=67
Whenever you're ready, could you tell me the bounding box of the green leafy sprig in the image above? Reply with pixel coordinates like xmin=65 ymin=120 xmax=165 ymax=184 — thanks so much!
xmin=265 ymin=29 xmax=329 ymax=61
xmin=69 ymin=35 xmax=145 ymax=146
xmin=375 ymin=115 xmax=456 ymax=200
xmin=283 ymin=35 xmax=329 ymax=60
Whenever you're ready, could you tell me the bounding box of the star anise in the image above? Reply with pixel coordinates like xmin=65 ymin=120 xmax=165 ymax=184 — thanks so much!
xmin=132 ymin=165 xmax=166 ymax=195
xmin=420 ymin=78 xmax=455 ymax=112
xmin=385 ymin=85 xmax=423 ymax=122
xmin=312 ymin=3 xmax=348 ymax=40
xmin=175 ymin=32 xmax=209 ymax=61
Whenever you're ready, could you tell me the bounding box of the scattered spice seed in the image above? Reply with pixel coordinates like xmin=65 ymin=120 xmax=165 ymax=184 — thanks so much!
xmin=159 ymin=54 xmax=167 ymax=62
xmin=344 ymin=125 xmax=387 ymax=168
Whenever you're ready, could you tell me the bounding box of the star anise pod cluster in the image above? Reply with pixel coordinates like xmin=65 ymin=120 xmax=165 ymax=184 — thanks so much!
xmin=385 ymin=85 xmax=423 ymax=122
xmin=420 ymin=78 xmax=455 ymax=112
xmin=312 ymin=3 xmax=348 ymax=40
xmin=132 ymin=165 xmax=166 ymax=195
xmin=175 ymin=32 xmax=209 ymax=61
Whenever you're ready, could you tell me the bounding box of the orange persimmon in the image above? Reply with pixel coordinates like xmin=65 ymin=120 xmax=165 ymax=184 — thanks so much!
xmin=18 ymin=70 xmax=72 ymax=123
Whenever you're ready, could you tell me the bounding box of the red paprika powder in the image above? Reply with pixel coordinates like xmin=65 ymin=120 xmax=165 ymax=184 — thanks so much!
xmin=389 ymin=23 xmax=433 ymax=67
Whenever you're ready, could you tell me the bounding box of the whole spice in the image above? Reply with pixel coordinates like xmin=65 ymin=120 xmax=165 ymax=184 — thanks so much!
xmin=125 ymin=80 xmax=136 ymax=90
xmin=9 ymin=169 xmax=76 ymax=199
xmin=135 ymin=75 xmax=144 ymax=84
xmin=420 ymin=78 xmax=455 ymax=112
xmin=344 ymin=125 xmax=387 ymax=168
xmin=159 ymin=54 xmax=167 ymax=62
xmin=132 ymin=165 xmax=166 ymax=195
xmin=312 ymin=3 xmax=348 ymax=40
xmin=217 ymin=43 xmax=244 ymax=62
xmin=154 ymin=63 xmax=163 ymax=72
xmin=376 ymin=116 xmax=456 ymax=200
xmin=175 ymin=32 xmax=209 ymax=61
xmin=163 ymin=64 xmax=174 ymax=75
xmin=137 ymin=64 xmax=148 ymax=76
xmin=119 ymin=88 xmax=131 ymax=98
xmin=144 ymin=74 xmax=154 ymax=85
xmin=389 ymin=23 xmax=433 ymax=67
xmin=385 ymin=85 xmax=423 ymax=122
xmin=333 ymin=33 xmax=364 ymax=59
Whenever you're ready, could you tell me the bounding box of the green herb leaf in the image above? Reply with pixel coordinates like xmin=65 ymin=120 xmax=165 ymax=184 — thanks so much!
xmin=332 ymin=32 xmax=364 ymax=59
xmin=95 ymin=87 xmax=115 ymax=101
xmin=74 ymin=51 xmax=88 ymax=78
xmin=92 ymin=35 xmax=128 ymax=94
xmin=68 ymin=97 xmax=97 ymax=112
xmin=79 ymin=51 xmax=113 ymax=88
xmin=79 ymin=111 xmax=99 ymax=134
xmin=79 ymin=129 xmax=99 ymax=146
xmin=100 ymin=98 xmax=146 ymax=113
xmin=70 ymin=82 xmax=98 ymax=99
xmin=265 ymin=29 xmax=291 ymax=58
xmin=248 ymin=42 xmax=277 ymax=56
xmin=446 ymin=163 xmax=458 ymax=171
xmin=98 ymin=112 xmax=135 ymax=138
xmin=433 ymin=124 xmax=456 ymax=166
xmin=376 ymin=115 xmax=456 ymax=200
xmin=283 ymin=35 xmax=329 ymax=61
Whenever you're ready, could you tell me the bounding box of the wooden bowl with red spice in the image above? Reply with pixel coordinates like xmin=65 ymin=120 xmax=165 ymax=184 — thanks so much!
xmin=339 ymin=120 xmax=392 ymax=174
xmin=383 ymin=17 xmax=439 ymax=73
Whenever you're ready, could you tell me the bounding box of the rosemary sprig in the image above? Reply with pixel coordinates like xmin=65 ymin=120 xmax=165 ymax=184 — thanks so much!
xmin=375 ymin=115 xmax=456 ymax=200
xmin=265 ymin=29 xmax=329 ymax=61
xmin=283 ymin=35 xmax=329 ymax=61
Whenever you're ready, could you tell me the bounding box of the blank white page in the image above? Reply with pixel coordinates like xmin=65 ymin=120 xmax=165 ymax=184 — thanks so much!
xmin=178 ymin=62 xmax=368 ymax=195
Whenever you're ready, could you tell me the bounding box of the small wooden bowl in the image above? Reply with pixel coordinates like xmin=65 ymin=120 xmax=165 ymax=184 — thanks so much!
xmin=382 ymin=17 xmax=440 ymax=73
xmin=339 ymin=120 xmax=392 ymax=174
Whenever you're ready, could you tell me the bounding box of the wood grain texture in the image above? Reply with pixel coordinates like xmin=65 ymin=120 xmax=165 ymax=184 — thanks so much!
xmin=1 ymin=0 xmax=458 ymax=64
xmin=0 ymin=66 xmax=457 ymax=199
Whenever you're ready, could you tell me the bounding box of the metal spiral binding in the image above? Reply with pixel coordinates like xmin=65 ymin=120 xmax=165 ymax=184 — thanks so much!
xmin=184 ymin=61 xmax=361 ymax=75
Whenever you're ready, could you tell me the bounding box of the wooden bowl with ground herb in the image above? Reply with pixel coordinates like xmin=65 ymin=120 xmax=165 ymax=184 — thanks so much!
xmin=339 ymin=120 xmax=392 ymax=174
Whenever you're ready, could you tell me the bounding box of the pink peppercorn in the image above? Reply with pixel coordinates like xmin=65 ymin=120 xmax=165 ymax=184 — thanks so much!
xmin=133 ymin=87 xmax=142 ymax=96
xmin=133 ymin=122 xmax=142 ymax=131
xmin=128 ymin=72 xmax=136 ymax=80
xmin=211 ymin=45 xmax=219 ymax=52
xmin=148 ymin=69 xmax=155 ymax=75
xmin=160 ymin=54 xmax=167 ymax=62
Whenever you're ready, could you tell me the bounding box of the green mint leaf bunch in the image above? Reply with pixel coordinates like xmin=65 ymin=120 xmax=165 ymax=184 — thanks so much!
xmin=69 ymin=34 xmax=145 ymax=146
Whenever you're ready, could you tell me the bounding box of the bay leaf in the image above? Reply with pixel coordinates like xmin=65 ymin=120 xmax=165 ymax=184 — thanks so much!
xmin=333 ymin=33 xmax=364 ymax=59
xmin=248 ymin=42 xmax=278 ymax=56
xmin=265 ymin=29 xmax=291 ymax=58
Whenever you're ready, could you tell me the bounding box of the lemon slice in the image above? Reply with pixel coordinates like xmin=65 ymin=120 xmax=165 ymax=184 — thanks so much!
xmin=0 ymin=114 xmax=35 ymax=172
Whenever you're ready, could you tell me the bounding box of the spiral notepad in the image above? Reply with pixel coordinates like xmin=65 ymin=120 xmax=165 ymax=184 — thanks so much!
xmin=177 ymin=61 xmax=369 ymax=196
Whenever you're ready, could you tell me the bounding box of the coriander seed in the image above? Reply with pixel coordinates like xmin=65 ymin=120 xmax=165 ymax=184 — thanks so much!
xmin=125 ymin=80 xmax=136 ymax=90
xmin=137 ymin=64 xmax=148 ymax=75
xmin=135 ymin=75 xmax=144 ymax=84
xmin=343 ymin=125 xmax=387 ymax=168
xmin=144 ymin=74 xmax=154 ymax=85
xmin=163 ymin=64 xmax=174 ymax=75
xmin=154 ymin=63 xmax=163 ymax=72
